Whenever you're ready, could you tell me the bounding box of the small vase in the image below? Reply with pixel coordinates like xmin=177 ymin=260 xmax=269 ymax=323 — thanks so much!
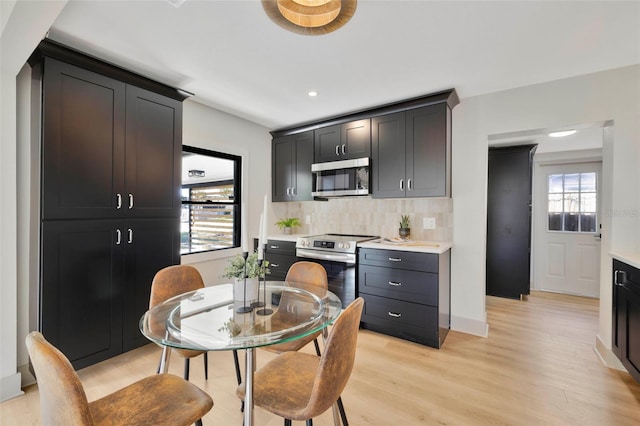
xmin=399 ymin=228 xmax=410 ymax=240
xmin=234 ymin=277 xmax=259 ymax=302
xmin=283 ymin=227 xmax=292 ymax=235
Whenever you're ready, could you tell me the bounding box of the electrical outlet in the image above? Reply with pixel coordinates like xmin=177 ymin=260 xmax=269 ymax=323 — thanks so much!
xmin=423 ymin=217 xmax=436 ymax=229
xmin=305 ymin=215 xmax=311 ymax=225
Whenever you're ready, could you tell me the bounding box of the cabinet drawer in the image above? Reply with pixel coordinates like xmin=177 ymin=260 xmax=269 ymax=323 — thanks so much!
xmin=359 ymin=265 xmax=437 ymax=305
xmin=360 ymin=294 xmax=438 ymax=344
xmin=359 ymin=248 xmax=438 ymax=273
xmin=266 ymin=253 xmax=296 ymax=280
xmin=266 ymin=240 xmax=296 ymax=256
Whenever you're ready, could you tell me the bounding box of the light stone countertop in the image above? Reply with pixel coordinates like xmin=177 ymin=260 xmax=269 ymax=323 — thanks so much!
xmin=265 ymin=234 xmax=307 ymax=243
xmin=611 ymin=251 xmax=640 ymax=270
xmin=358 ymin=239 xmax=453 ymax=254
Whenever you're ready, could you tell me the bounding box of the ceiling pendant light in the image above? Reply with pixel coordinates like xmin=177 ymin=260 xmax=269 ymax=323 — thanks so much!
xmin=262 ymin=0 xmax=357 ymax=35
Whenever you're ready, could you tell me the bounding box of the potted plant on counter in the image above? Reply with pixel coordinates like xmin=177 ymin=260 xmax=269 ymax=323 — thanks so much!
xmin=399 ymin=214 xmax=411 ymax=240
xmin=275 ymin=217 xmax=301 ymax=235
xmin=222 ymin=252 xmax=270 ymax=302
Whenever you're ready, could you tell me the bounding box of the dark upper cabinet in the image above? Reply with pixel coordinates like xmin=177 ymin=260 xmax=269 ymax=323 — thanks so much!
xmin=40 ymin=57 xmax=181 ymax=220
xmin=41 ymin=58 xmax=126 ymax=219
xmin=272 ymin=130 xmax=313 ymax=202
xmin=613 ymin=259 xmax=640 ymax=383
xmin=314 ymin=119 xmax=371 ymax=163
xmin=372 ymin=103 xmax=451 ymax=198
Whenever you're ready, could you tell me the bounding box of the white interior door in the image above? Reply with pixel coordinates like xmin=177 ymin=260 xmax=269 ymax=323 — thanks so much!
xmin=533 ymin=162 xmax=602 ymax=298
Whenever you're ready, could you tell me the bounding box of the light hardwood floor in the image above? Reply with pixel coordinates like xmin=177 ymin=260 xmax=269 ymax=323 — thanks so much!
xmin=2 ymin=291 xmax=639 ymax=425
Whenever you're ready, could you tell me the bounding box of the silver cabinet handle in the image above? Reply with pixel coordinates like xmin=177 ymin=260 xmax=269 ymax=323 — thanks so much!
xmin=614 ymin=270 xmax=627 ymax=286
xmin=271 ymin=263 xmax=279 ymax=267
xmin=116 ymin=229 xmax=122 ymax=245
xmin=291 ymin=186 xmax=296 ymax=195
xmin=335 ymin=145 xmax=340 ymax=156
xmin=127 ymin=228 xmax=133 ymax=244
xmin=341 ymin=144 xmax=346 ymax=155
xmin=388 ymin=257 xmax=402 ymax=262
xmin=128 ymin=194 xmax=134 ymax=209
xmin=407 ymin=179 xmax=412 ymax=191
xmin=400 ymin=179 xmax=404 ymax=191
xmin=388 ymin=312 xmax=402 ymax=318
xmin=270 ymin=245 xmax=279 ymax=249
xmin=388 ymin=281 xmax=402 ymax=286
xmin=116 ymin=193 xmax=122 ymax=209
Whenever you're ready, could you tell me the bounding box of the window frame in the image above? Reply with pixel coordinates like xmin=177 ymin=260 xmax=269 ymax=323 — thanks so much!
xmin=181 ymin=145 xmax=242 ymax=255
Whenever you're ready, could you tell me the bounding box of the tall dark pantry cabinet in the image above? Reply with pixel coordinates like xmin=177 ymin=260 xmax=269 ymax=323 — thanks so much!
xmin=29 ymin=40 xmax=185 ymax=369
xmin=486 ymin=145 xmax=537 ymax=299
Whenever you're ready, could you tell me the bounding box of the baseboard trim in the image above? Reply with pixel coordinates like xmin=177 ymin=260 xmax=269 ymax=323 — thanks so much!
xmin=18 ymin=363 xmax=35 ymax=387
xmin=594 ymin=334 xmax=626 ymax=371
xmin=1 ymin=372 xmax=24 ymax=402
xmin=451 ymin=314 xmax=489 ymax=337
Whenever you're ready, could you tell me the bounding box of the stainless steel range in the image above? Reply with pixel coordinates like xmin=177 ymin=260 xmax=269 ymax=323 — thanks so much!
xmin=296 ymin=234 xmax=378 ymax=306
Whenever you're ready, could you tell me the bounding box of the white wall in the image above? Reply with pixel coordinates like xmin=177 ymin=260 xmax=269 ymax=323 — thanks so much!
xmin=451 ymin=65 xmax=640 ymax=352
xmin=180 ymin=100 xmax=272 ymax=284
xmin=1 ymin=0 xmax=67 ymax=401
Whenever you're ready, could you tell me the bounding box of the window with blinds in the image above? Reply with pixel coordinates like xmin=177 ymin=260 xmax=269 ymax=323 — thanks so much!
xmin=181 ymin=146 xmax=241 ymax=255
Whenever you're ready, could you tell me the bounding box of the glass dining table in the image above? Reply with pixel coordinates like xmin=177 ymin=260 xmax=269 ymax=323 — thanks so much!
xmin=140 ymin=280 xmax=342 ymax=426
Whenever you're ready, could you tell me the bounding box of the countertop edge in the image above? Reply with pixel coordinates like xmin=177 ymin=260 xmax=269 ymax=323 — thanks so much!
xmin=610 ymin=251 xmax=640 ymax=269
xmin=358 ymin=240 xmax=453 ymax=254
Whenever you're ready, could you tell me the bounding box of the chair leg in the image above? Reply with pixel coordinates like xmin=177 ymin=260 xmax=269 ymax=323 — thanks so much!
xmin=306 ymin=419 xmax=313 ymax=426
xmin=337 ymin=396 xmax=348 ymax=426
xmin=184 ymin=358 xmax=190 ymax=380
xmin=284 ymin=420 xmax=292 ymax=426
xmin=313 ymin=338 xmax=321 ymax=356
xmin=203 ymin=352 xmax=208 ymax=380
xmin=195 ymin=419 xmax=203 ymax=426
xmin=233 ymin=349 xmax=242 ymax=384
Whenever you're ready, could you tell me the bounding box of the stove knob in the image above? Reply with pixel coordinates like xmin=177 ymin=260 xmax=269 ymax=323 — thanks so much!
xmin=344 ymin=243 xmax=351 ymax=249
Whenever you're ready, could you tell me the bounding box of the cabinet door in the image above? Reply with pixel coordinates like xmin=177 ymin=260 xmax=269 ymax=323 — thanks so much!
xmin=292 ymin=131 xmax=314 ymax=201
xmin=613 ymin=260 xmax=640 ymax=383
xmin=371 ymin=112 xmax=406 ymax=198
xmin=314 ymin=124 xmax=341 ymax=162
xmin=405 ymin=104 xmax=448 ymax=197
xmin=272 ymin=136 xmax=294 ymax=202
xmin=42 ymin=58 xmax=126 ymax=220
xmin=122 ymin=218 xmax=180 ymax=351
xmin=341 ymin=119 xmax=371 ymax=160
xmin=125 ymin=86 xmax=182 ymax=218
xmin=41 ymin=219 xmax=124 ymax=369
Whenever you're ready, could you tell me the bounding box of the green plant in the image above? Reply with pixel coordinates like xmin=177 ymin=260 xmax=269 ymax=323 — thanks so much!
xmin=275 ymin=217 xmax=301 ymax=229
xmin=222 ymin=252 xmax=270 ymax=279
xmin=399 ymin=214 xmax=410 ymax=229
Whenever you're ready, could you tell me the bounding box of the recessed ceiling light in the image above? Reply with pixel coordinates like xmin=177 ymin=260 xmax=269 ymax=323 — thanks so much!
xmin=549 ymin=130 xmax=577 ymax=138
xmin=308 ymin=91 xmax=318 ymax=97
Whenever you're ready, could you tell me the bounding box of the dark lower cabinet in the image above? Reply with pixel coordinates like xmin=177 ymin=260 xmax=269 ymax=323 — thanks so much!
xmin=357 ymin=248 xmax=450 ymax=348
xmin=41 ymin=219 xmax=179 ymax=369
xmin=612 ymin=259 xmax=640 ymax=383
xmin=264 ymin=240 xmax=298 ymax=280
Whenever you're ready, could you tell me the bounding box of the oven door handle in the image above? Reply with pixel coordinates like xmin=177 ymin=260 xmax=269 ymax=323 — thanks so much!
xmin=296 ymin=248 xmax=356 ymax=265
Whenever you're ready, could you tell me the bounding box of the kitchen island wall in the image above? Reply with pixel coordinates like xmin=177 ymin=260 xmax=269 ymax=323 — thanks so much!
xmin=271 ymin=197 xmax=452 ymax=242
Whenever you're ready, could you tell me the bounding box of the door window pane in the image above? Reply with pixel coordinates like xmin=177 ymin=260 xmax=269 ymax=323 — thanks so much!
xmin=547 ymin=172 xmax=597 ymax=233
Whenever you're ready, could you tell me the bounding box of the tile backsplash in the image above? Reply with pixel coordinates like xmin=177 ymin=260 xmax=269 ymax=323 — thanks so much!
xmin=271 ymin=197 xmax=453 ymax=241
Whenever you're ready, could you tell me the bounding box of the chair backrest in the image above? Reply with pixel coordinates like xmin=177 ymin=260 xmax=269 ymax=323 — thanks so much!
xmin=305 ymin=297 xmax=364 ymax=417
xmin=149 ymin=265 xmax=205 ymax=308
xmin=25 ymin=331 xmax=94 ymax=425
xmin=284 ymin=261 xmax=328 ymax=290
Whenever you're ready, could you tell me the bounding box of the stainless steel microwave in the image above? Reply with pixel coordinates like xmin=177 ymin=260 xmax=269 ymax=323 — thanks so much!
xmin=312 ymin=157 xmax=370 ymax=197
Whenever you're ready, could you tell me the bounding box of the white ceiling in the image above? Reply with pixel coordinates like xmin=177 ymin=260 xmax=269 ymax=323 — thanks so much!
xmin=47 ymin=0 xmax=640 ymax=131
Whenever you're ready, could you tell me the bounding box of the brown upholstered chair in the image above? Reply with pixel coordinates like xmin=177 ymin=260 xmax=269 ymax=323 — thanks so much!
xmin=263 ymin=261 xmax=328 ymax=356
xmin=151 ymin=265 xmax=242 ymax=384
xmin=26 ymin=331 xmax=213 ymax=426
xmin=237 ymin=297 xmax=364 ymax=426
